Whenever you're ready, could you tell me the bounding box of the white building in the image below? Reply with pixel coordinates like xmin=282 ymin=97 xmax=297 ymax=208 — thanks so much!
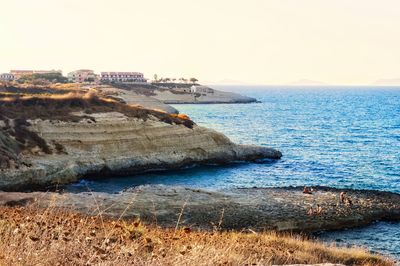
xmin=68 ymin=69 xmax=97 ymax=83
xmin=100 ymin=72 xmax=146 ymax=83
xmin=190 ymin=85 xmax=214 ymax=94
xmin=0 ymin=73 xmax=15 ymax=81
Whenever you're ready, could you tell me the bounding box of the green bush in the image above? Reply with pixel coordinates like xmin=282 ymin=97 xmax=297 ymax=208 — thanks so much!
xmin=18 ymin=73 xmax=68 ymax=84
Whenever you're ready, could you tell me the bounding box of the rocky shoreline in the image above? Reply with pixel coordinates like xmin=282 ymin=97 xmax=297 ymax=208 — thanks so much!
xmin=0 ymin=185 xmax=399 ymax=233
xmin=0 ymin=93 xmax=281 ymax=191
xmin=0 ymin=116 xmax=281 ymax=190
xmin=1 ymin=86 xmax=399 ymax=259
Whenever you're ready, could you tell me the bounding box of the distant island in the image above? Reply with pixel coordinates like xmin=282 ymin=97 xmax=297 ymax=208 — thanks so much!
xmin=372 ymin=78 xmax=400 ymax=86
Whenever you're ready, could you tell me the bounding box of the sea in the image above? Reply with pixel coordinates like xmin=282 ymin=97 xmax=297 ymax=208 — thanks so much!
xmin=66 ymin=86 xmax=400 ymax=260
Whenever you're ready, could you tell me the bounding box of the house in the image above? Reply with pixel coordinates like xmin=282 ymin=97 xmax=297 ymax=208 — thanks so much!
xmin=100 ymin=72 xmax=146 ymax=83
xmin=0 ymin=73 xmax=14 ymax=81
xmin=190 ymin=85 xmax=214 ymax=94
xmin=67 ymin=69 xmax=98 ymax=83
xmin=10 ymin=70 xmax=62 ymax=80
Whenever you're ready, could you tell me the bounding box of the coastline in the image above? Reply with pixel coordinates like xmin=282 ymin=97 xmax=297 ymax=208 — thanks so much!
xmin=163 ymin=100 xmax=260 ymax=104
xmin=1 ymin=185 xmax=399 ymax=233
xmin=0 ymin=90 xmax=281 ymax=191
xmin=0 ymin=83 xmax=399 ymax=263
xmin=0 ymin=205 xmax=392 ymax=265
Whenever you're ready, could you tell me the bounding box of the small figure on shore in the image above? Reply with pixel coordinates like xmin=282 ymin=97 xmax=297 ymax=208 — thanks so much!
xmin=303 ymin=186 xmax=313 ymax=194
xmin=345 ymin=197 xmax=353 ymax=206
xmin=316 ymin=204 xmax=323 ymax=215
xmin=307 ymin=205 xmax=323 ymax=216
xmin=340 ymin=191 xmax=353 ymax=206
xmin=340 ymin=192 xmax=346 ymax=203
xmin=307 ymin=207 xmax=314 ymax=216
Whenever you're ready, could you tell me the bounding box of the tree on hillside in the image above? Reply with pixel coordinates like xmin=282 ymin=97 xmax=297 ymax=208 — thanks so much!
xmin=190 ymin=78 xmax=198 ymax=84
xmin=153 ymin=74 xmax=158 ymax=82
xmin=18 ymin=73 xmax=68 ymax=84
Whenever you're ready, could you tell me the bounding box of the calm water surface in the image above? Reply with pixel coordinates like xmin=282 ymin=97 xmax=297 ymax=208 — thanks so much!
xmin=66 ymin=86 xmax=400 ymax=260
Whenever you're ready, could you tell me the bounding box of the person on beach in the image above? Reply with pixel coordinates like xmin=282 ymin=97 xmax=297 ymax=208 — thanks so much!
xmin=307 ymin=205 xmax=323 ymax=216
xmin=340 ymin=191 xmax=353 ymax=206
xmin=303 ymin=186 xmax=313 ymax=194
xmin=307 ymin=207 xmax=314 ymax=216
xmin=340 ymin=192 xmax=346 ymax=203
xmin=316 ymin=204 xmax=323 ymax=214
xmin=345 ymin=197 xmax=353 ymax=206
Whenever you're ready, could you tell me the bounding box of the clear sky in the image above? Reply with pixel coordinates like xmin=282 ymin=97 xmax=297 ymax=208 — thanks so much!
xmin=1 ymin=0 xmax=399 ymax=85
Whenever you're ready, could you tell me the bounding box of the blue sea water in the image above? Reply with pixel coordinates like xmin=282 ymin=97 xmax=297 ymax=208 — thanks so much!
xmin=66 ymin=86 xmax=400 ymax=260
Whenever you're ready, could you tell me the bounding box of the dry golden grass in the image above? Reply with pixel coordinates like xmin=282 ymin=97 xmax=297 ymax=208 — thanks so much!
xmin=0 ymin=91 xmax=194 ymax=126
xmin=0 ymin=81 xmax=82 ymax=93
xmin=0 ymin=205 xmax=394 ymax=266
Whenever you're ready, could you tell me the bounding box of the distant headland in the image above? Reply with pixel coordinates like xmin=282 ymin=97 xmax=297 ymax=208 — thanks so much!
xmin=0 ymin=69 xmax=257 ymax=109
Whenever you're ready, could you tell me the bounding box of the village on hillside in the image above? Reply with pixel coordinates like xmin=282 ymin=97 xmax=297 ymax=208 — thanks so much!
xmin=0 ymin=69 xmax=213 ymax=94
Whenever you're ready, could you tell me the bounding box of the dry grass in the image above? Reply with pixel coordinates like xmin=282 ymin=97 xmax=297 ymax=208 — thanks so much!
xmin=0 ymin=205 xmax=393 ymax=266
xmin=0 ymin=82 xmax=81 ymax=95
xmin=0 ymin=91 xmax=194 ymax=128
xmin=0 ymin=83 xmax=194 ymax=128
xmin=111 ymin=83 xmax=162 ymax=96
xmin=0 ymin=90 xmax=194 ymax=168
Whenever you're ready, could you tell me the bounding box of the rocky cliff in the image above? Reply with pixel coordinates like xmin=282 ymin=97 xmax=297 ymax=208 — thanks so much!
xmin=0 ymin=93 xmax=281 ymax=190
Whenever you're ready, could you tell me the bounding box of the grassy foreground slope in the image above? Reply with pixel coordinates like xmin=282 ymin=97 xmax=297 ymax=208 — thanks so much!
xmin=0 ymin=206 xmax=393 ymax=266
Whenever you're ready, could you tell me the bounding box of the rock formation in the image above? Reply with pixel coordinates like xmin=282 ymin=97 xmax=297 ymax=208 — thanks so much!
xmin=93 ymin=85 xmax=179 ymax=114
xmin=0 ymin=186 xmax=398 ymax=232
xmin=108 ymin=83 xmax=257 ymax=104
xmin=0 ymin=93 xmax=281 ymax=190
xmin=152 ymin=88 xmax=257 ymax=104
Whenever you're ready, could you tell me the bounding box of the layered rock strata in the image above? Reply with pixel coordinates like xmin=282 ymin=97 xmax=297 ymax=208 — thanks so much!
xmin=0 ymin=102 xmax=281 ymax=190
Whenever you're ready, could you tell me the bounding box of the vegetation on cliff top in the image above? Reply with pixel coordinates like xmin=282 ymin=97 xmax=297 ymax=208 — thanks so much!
xmin=0 ymin=205 xmax=393 ymax=266
xmin=0 ymin=89 xmax=194 ymax=169
xmin=16 ymin=73 xmax=69 ymax=85
xmin=0 ymin=92 xmax=193 ymax=127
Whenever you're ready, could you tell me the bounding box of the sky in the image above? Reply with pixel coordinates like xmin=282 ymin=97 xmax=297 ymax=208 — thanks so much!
xmin=1 ymin=0 xmax=399 ymax=85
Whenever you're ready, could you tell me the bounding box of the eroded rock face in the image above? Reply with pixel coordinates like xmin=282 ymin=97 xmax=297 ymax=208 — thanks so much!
xmin=0 ymin=112 xmax=281 ymax=190
xmin=0 ymin=186 xmax=398 ymax=232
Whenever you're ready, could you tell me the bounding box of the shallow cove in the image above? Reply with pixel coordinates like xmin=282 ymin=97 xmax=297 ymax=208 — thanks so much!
xmin=63 ymin=86 xmax=400 ymax=260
